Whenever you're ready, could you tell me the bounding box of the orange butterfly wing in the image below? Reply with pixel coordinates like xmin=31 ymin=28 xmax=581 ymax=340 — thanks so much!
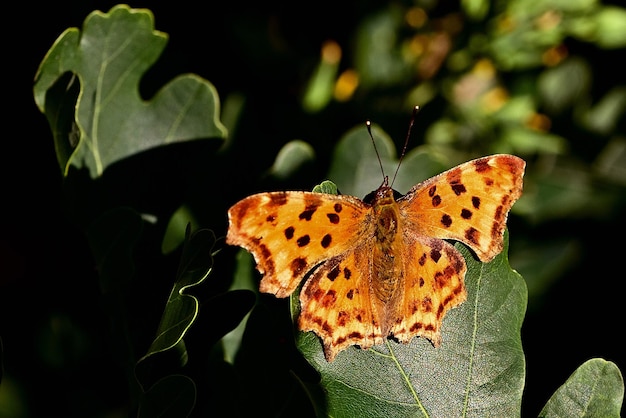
xmin=227 ymin=191 xmax=386 ymax=361
xmin=388 ymin=154 xmax=525 ymax=346
xmin=389 ymin=235 xmax=467 ymax=347
xmin=400 ymin=154 xmax=525 ymax=262
xmin=226 ymin=191 xmax=373 ymax=298
xmin=298 ymin=245 xmax=386 ymax=361
xmin=226 ymin=154 xmax=525 ymax=362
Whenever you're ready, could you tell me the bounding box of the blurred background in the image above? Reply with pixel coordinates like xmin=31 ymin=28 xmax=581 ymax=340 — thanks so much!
xmin=3 ymin=0 xmax=625 ymax=416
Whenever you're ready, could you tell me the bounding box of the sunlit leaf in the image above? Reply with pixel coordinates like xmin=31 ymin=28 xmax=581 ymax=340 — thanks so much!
xmin=589 ymin=6 xmax=626 ymax=49
xmin=462 ymin=0 xmax=489 ymax=21
xmin=539 ymin=358 xmax=624 ymax=418
xmin=33 ymin=4 xmax=227 ymax=177
xmin=303 ymin=41 xmax=341 ymax=113
xmin=312 ymin=180 xmax=340 ymax=195
xmin=269 ymin=140 xmax=316 ymax=180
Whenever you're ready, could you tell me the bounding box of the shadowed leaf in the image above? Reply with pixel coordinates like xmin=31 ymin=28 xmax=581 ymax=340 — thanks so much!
xmin=138 ymin=375 xmax=196 ymax=418
xmin=135 ymin=226 xmax=215 ymax=393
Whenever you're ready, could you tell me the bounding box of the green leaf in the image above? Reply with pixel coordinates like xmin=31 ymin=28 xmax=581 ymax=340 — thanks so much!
xmin=462 ymin=0 xmax=490 ymax=21
xmin=580 ymin=86 xmax=626 ymax=135
xmin=136 ymin=226 xmax=255 ymax=394
xmin=538 ymin=57 xmax=591 ymax=114
xmin=594 ymin=137 xmax=626 ymax=186
xmin=589 ymin=6 xmax=626 ymax=49
xmin=220 ymin=250 xmax=258 ymax=364
xmin=296 ymin=232 xmax=526 ymax=417
xmin=269 ymin=140 xmax=316 ymax=180
xmin=302 ymin=42 xmax=340 ymax=113
xmin=326 ymin=124 xmax=447 ymax=198
xmin=326 ymin=123 xmax=395 ymax=197
xmin=312 ymin=180 xmax=339 ymax=195
xmin=33 ymin=4 xmax=227 ymax=178
xmin=354 ymin=7 xmax=411 ymax=88
xmin=135 ymin=227 xmax=215 ymax=393
xmin=161 ymin=204 xmax=199 ymax=255
xmin=500 ymin=125 xmax=567 ymax=155
xmin=139 ymin=227 xmax=215 ymax=364
xmin=539 ymin=358 xmax=624 ymax=417
xmin=299 ymin=140 xmax=526 ymax=415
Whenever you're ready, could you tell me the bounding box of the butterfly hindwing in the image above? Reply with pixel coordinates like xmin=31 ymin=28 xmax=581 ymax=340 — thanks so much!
xmin=299 ymin=245 xmax=385 ymax=362
xmin=390 ymin=235 xmax=467 ymax=347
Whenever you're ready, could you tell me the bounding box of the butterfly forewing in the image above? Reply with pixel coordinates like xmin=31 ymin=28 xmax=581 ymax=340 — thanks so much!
xmin=226 ymin=191 xmax=373 ymax=298
xmin=399 ymin=155 xmax=525 ymax=262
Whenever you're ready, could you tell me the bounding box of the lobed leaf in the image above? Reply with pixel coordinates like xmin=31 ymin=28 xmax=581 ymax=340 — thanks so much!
xmin=33 ymin=4 xmax=226 ymax=178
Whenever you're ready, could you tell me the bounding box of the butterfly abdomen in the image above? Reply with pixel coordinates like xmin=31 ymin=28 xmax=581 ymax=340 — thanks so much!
xmin=371 ymin=187 xmax=403 ymax=304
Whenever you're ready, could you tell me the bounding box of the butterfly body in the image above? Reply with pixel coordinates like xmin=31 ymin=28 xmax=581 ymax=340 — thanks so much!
xmin=370 ymin=185 xmax=401 ymax=303
xmin=226 ymin=154 xmax=525 ymax=361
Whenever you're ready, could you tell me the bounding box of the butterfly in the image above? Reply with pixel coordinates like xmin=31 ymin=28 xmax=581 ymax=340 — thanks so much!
xmin=226 ymin=146 xmax=524 ymax=362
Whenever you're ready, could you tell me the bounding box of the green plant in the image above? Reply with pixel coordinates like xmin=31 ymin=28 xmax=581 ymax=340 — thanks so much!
xmin=12 ymin=2 xmax=626 ymax=416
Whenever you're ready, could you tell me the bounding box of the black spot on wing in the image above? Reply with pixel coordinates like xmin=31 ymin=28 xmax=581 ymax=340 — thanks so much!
xmin=321 ymin=233 xmax=332 ymax=248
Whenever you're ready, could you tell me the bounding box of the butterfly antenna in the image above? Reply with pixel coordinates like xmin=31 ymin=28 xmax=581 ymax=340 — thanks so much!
xmin=390 ymin=105 xmax=420 ymax=188
xmin=366 ymin=120 xmax=387 ymax=185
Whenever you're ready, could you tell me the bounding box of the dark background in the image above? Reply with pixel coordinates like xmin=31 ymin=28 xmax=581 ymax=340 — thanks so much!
xmin=3 ymin=0 xmax=624 ymax=416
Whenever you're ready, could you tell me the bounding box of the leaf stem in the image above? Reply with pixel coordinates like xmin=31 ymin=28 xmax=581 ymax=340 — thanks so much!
xmin=462 ymin=263 xmax=484 ymax=417
xmin=386 ymin=340 xmax=429 ymax=418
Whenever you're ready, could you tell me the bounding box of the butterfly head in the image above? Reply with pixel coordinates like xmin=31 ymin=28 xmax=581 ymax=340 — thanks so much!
xmin=362 ymin=180 xmax=403 ymax=205
xmin=364 ymin=106 xmax=420 ymax=206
